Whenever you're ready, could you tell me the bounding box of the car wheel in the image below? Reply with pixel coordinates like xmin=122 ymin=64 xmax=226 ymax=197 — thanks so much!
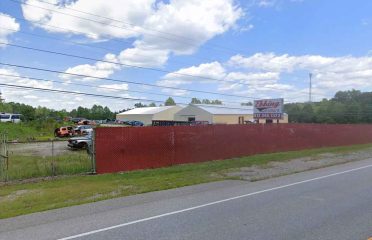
xmin=78 ymin=142 xmax=87 ymax=149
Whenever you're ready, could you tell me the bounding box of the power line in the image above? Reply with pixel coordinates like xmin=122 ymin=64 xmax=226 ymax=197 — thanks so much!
xmin=0 ymin=27 xmax=117 ymax=53
xmin=0 ymin=83 xmax=169 ymax=104
xmin=11 ymin=16 xmax=222 ymax=64
xmin=0 ymin=83 xmax=267 ymax=111
xmin=0 ymin=26 xmax=207 ymax=68
xmin=13 ymin=0 xmax=251 ymax=56
xmin=0 ymin=73 xmax=248 ymax=105
xmin=1 ymin=62 xmax=328 ymax=103
xmin=0 ymin=43 xmax=328 ymax=98
xmin=0 ymin=62 xmax=258 ymax=100
xmin=2 ymin=82 xmax=369 ymax=117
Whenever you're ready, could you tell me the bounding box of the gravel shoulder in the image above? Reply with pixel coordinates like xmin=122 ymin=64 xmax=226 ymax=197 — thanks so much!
xmin=226 ymin=148 xmax=372 ymax=181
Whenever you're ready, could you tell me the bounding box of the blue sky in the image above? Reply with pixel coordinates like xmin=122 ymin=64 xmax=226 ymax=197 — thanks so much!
xmin=0 ymin=0 xmax=372 ymax=110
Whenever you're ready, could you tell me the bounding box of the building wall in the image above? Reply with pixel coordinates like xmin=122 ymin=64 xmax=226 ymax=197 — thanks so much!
xmin=174 ymin=105 xmax=213 ymax=123
xmin=153 ymin=106 xmax=182 ymax=121
xmin=257 ymin=115 xmax=289 ymax=124
xmin=212 ymin=114 xmax=255 ymax=124
xmin=213 ymin=114 xmax=289 ymax=124
xmin=116 ymin=114 xmax=153 ymax=125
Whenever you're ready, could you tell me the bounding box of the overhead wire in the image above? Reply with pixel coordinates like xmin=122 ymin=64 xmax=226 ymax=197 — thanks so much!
xmin=0 ymin=25 xmax=212 ymax=68
xmin=0 ymin=62 xmax=258 ymax=100
xmin=12 ymin=0 xmax=251 ymax=56
xmin=10 ymin=16 xmax=226 ymax=65
xmin=2 ymin=1 xmax=332 ymax=102
xmin=0 ymin=73 xmax=249 ymax=105
xmin=0 ymin=83 xmax=270 ymax=111
xmin=1 ymin=82 xmax=368 ymax=118
xmin=0 ymin=42 xmax=328 ymax=99
xmin=0 ymin=62 xmax=329 ymax=102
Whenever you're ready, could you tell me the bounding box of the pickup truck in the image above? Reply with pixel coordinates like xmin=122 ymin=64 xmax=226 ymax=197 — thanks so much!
xmin=68 ymin=132 xmax=92 ymax=149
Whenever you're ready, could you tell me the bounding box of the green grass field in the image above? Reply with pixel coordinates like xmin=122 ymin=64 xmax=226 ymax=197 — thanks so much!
xmin=0 ymin=123 xmax=55 ymax=141
xmin=1 ymin=143 xmax=371 ymax=219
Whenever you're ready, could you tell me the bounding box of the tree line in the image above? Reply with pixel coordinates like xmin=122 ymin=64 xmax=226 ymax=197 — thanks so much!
xmin=284 ymin=90 xmax=372 ymax=123
xmin=2 ymin=90 xmax=371 ymax=124
xmin=0 ymin=102 xmax=116 ymax=121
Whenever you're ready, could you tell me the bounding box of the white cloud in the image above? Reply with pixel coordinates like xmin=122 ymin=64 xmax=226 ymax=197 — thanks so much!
xmin=257 ymin=0 xmax=277 ymax=8
xmin=228 ymin=53 xmax=372 ymax=99
xmin=61 ymin=53 xmax=120 ymax=81
xmin=0 ymin=13 xmax=20 ymax=46
xmin=21 ymin=0 xmax=152 ymax=39
xmin=239 ymin=24 xmax=254 ymax=32
xmin=155 ymin=52 xmax=372 ymax=102
xmin=0 ymin=68 xmax=53 ymax=89
xmin=21 ymin=0 xmax=242 ymax=79
xmin=158 ymin=62 xmax=226 ymax=87
xmin=226 ymin=71 xmax=280 ymax=84
xmin=98 ymin=83 xmax=129 ymax=93
xmin=118 ymin=46 xmax=169 ymax=67
xmin=161 ymin=88 xmax=189 ymax=96
xmin=0 ymin=68 xmax=59 ymax=107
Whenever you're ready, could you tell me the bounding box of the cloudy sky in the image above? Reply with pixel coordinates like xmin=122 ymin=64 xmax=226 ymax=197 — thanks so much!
xmin=0 ymin=0 xmax=371 ymax=110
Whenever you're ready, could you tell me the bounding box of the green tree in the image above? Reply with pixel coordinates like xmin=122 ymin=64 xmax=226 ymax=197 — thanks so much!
xmin=241 ymin=102 xmax=253 ymax=106
xmin=134 ymin=102 xmax=147 ymax=108
xmin=210 ymin=99 xmax=222 ymax=105
xmin=191 ymin=98 xmax=201 ymax=104
xmin=165 ymin=97 xmax=176 ymax=106
xmin=201 ymin=99 xmax=211 ymax=104
xmin=148 ymin=102 xmax=156 ymax=107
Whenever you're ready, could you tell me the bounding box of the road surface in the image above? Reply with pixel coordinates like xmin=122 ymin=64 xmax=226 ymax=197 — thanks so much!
xmin=1 ymin=158 xmax=372 ymax=240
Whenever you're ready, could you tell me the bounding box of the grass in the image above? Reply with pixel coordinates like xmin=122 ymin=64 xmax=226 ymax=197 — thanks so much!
xmin=0 ymin=122 xmax=55 ymax=141
xmin=0 ymin=143 xmax=372 ymax=219
xmin=3 ymin=152 xmax=92 ymax=181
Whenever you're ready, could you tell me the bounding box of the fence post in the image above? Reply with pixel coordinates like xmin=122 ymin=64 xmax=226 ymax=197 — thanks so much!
xmin=0 ymin=133 xmax=9 ymax=182
xmin=90 ymin=130 xmax=96 ymax=174
xmin=51 ymin=139 xmax=56 ymax=176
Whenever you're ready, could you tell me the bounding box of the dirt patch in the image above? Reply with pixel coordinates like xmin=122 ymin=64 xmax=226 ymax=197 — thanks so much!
xmin=227 ymin=148 xmax=372 ymax=181
xmin=8 ymin=141 xmax=72 ymax=157
xmin=0 ymin=189 xmax=41 ymax=203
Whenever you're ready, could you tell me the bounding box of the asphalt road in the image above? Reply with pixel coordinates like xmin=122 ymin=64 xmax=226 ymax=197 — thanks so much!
xmin=1 ymin=159 xmax=372 ymax=240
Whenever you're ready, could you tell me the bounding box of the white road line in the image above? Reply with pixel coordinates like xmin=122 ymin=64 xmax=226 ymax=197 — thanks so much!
xmin=58 ymin=163 xmax=372 ymax=240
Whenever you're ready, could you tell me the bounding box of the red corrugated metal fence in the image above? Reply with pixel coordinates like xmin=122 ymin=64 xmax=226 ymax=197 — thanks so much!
xmin=95 ymin=124 xmax=372 ymax=174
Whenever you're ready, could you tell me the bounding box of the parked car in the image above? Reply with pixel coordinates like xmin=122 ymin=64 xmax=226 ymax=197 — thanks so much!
xmin=0 ymin=113 xmax=21 ymax=123
xmin=68 ymin=132 xmax=92 ymax=149
xmin=70 ymin=117 xmax=86 ymax=124
xmin=124 ymin=120 xmax=144 ymax=126
xmin=54 ymin=126 xmax=74 ymax=137
xmin=74 ymin=125 xmax=93 ymax=135
xmin=77 ymin=119 xmax=96 ymax=125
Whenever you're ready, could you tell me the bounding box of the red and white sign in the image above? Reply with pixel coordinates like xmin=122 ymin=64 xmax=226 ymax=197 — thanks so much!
xmin=253 ymin=98 xmax=284 ymax=119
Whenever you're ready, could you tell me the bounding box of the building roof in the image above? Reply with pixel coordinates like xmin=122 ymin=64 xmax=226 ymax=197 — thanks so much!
xmin=117 ymin=106 xmax=180 ymax=115
xmin=193 ymin=105 xmax=254 ymax=115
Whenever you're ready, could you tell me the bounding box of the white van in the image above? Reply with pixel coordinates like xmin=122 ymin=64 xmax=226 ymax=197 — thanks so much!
xmin=0 ymin=113 xmax=21 ymax=123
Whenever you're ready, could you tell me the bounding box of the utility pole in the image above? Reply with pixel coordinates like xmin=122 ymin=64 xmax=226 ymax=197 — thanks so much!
xmin=309 ymin=73 xmax=312 ymax=103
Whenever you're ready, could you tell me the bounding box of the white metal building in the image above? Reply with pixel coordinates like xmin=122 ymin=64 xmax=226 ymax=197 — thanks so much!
xmin=174 ymin=105 xmax=288 ymax=124
xmin=116 ymin=106 xmax=182 ymax=125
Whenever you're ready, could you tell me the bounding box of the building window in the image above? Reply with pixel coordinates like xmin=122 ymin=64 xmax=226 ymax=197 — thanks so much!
xmin=188 ymin=117 xmax=196 ymax=122
xmin=265 ymin=119 xmax=273 ymax=124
